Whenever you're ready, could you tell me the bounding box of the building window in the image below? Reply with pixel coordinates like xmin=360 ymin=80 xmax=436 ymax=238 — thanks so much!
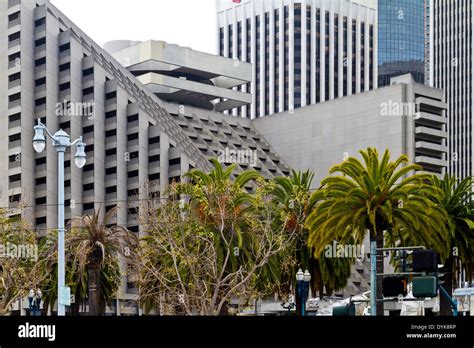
xmin=35 ymin=37 xmax=46 ymax=47
xmin=8 ymin=32 xmax=20 ymax=42
xmin=35 ymin=17 xmax=45 ymax=27
xmin=127 ymin=170 xmax=138 ymax=178
xmin=35 ymin=57 xmax=46 ymax=67
xmin=59 ymin=42 xmax=70 ymax=52
xmin=8 ymin=11 xmax=20 ymax=22
xmin=83 ymin=67 xmax=94 ymax=76
xmin=59 ymin=62 xmax=70 ymax=72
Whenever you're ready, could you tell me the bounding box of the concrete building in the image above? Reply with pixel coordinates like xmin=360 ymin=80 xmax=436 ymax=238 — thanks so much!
xmin=430 ymin=0 xmax=473 ymax=180
xmin=0 ymin=0 xmax=290 ymax=313
xmin=253 ymin=74 xmax=448 ymax=186
xmin=216 ymin=0 xmax=377 ymax=119
xmin=106 ymin=40 xmax=252 ymax=113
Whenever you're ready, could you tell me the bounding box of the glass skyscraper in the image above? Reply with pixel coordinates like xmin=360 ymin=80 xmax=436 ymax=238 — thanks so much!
xmin=378 ymin=0 xmax=426 ymax=86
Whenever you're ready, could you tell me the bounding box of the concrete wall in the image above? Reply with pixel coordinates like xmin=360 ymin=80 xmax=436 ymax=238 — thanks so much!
xmin=253 ymin=85 xmax=409 ymax=187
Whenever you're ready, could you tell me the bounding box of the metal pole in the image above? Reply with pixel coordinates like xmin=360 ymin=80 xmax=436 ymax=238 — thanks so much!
xmin=302 ymin=284 xmax=305 ymax=317
xmin=57 ymin=148 xmax=66 ymax=316
xmin=401 ymin=250 xmax=407 ymax=273
xmin=370 ymin=241 xmax=377 ymax=316
xmin=439 ymin=285 xmax=458 ymax=316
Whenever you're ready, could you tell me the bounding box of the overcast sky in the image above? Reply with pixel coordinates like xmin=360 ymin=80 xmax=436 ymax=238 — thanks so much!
xmin=50 ymin=0 xmax=217 ymax=54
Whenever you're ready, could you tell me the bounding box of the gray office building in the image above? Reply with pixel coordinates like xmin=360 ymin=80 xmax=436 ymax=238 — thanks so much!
xmin=106 ymin=40 xmax=252 ymax=113
xmin=254 ymin=74 xmax=448 ymax=185
xmin=430 ymin=0 xmax=473 ymax=179
xmin=0 ymin=0 xmax=290 ymax=312
xmin=216 ymin=0 xmax=377 ymax=119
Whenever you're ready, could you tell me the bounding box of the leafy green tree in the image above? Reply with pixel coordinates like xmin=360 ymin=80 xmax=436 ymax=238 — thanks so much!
xmin=0 ymin=210 xmax=42 ymax=315
xmin=137 ymin=160 xmax=299 ymax=315
xmin=306 ymin=148 xmax=449 ymax=315
xmin=429 ymin=174 xmax=474 ymax=315
xmin=272 ymin=170 xmax=352 ymax=298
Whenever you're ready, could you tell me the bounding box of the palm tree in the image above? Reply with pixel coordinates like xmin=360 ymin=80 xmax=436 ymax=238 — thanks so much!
xmin=38 ymin=250 xmax=121 ymax=316
xmin=66 ymin=207 xmax=137 ymax=315
xmin=306 ymin=148 xmax=449 ymax=315
xmin=429 ymin=174 xmax=474 ymax=315
xmin=272 ymin=170 xmax=352 ymax=299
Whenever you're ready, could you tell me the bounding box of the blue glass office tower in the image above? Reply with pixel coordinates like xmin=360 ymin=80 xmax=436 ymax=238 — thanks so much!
xmin=378 ymin=0 xmax=427 ymax=86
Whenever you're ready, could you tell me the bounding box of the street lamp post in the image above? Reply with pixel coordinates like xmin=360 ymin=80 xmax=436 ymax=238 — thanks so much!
xmin=296 ymin=269 xmax=311 ymax=316
xmin=32 ymin=118 xmax=86 ymax=316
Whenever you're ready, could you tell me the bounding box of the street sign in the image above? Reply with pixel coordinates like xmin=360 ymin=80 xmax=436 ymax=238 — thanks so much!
xmin=382 ymin=276 xmax=408 ymax=297
xmin=333 ymin=303 xmax=355 ymax=316
xmin=413 ymin=249 xmax=437 ymax=273
xmin=412 ymin=276 xmax=437 ymax=298
xmin=59 ymin=286 xmax=71 ymax=306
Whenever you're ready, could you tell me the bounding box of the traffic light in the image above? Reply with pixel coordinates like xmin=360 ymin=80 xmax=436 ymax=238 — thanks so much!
xmin=412 ymin=249 xmax=437 ymax=273
xmin=382 ymin=275 xmax=408 ymax=297
xmin=412 ymin=276 xmax=437 ymax=298
xmin=332 ymin=303 xmax=355 ymax=316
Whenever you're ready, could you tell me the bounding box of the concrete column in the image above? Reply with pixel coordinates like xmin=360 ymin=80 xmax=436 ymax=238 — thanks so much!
xmin=93 ymin=65 xmax=105 ymax=221
xmin=348 ymin=2 xmax=353 ymax=96
xmin=320 ymin=0 xmax=326 ymax=102
xmin=338 ymin=2 xmax=344 ymax=98
xmin=310 ymin=0 xmax=316 ymax=104
xmin=242 ymin=6 xmax=248 ymax=118
xmin=259 ymin=1 xmax=265 ymax=118
xmin=180 ymin=154 xmax=190 ymax=179
xmin=364 ymin=10 xmax=370 ymax=92
xmin=373 ymin=0 xmax=379 ymax=89
xmin=159 ymin=132 xmax=170 ymax=197
xmin=69 ymin=36 xmax=84 ymax=220
xmin=278 ymin=0 xmax=284 ymax=113
xmin=301 ymin=0 xmax=307 ymax=107
xmin=45 ymin=14 xmax=60 ymax=231
xmin=138 ymin=109 xmax=149 ymax=236
xmin=250 ymin=3 xmax=256 ymax=119
xmin=223 ymin=12 xmax=229 ymax=58
xmin=355 ymin=12 xmax=361 ymax=95
xmin=0 ymin=0 xmax=9 ymax=209
xmin=289 ymin=0 xmax=295 ymax=111
xmin=116 ymin=90 xmax=128 ymax=299
xmin=269 ymin=1 xmax=275 ymax=115
xmin=328 ymin=1 xmax=335 ymax=100
xmin=232 ymin=5 xmax=238 ymax=117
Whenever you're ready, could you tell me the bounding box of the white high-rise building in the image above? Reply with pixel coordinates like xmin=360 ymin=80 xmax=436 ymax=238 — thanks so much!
xmin=430 ymin=0 xmax=473 ymax=179
xmin=216 ymin=0 xmax=377 ymax=119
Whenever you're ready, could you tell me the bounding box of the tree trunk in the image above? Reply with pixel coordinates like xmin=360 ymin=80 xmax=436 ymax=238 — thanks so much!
xmin=439 ymin=255 xmax=453 ymax=316
xmin=311 ymin=259 xmax=324 ymax=298
xmin=370 ymin=230 xmax=384 ymax=316
xmin=88 ymin=264 xmax=101 ymax=315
